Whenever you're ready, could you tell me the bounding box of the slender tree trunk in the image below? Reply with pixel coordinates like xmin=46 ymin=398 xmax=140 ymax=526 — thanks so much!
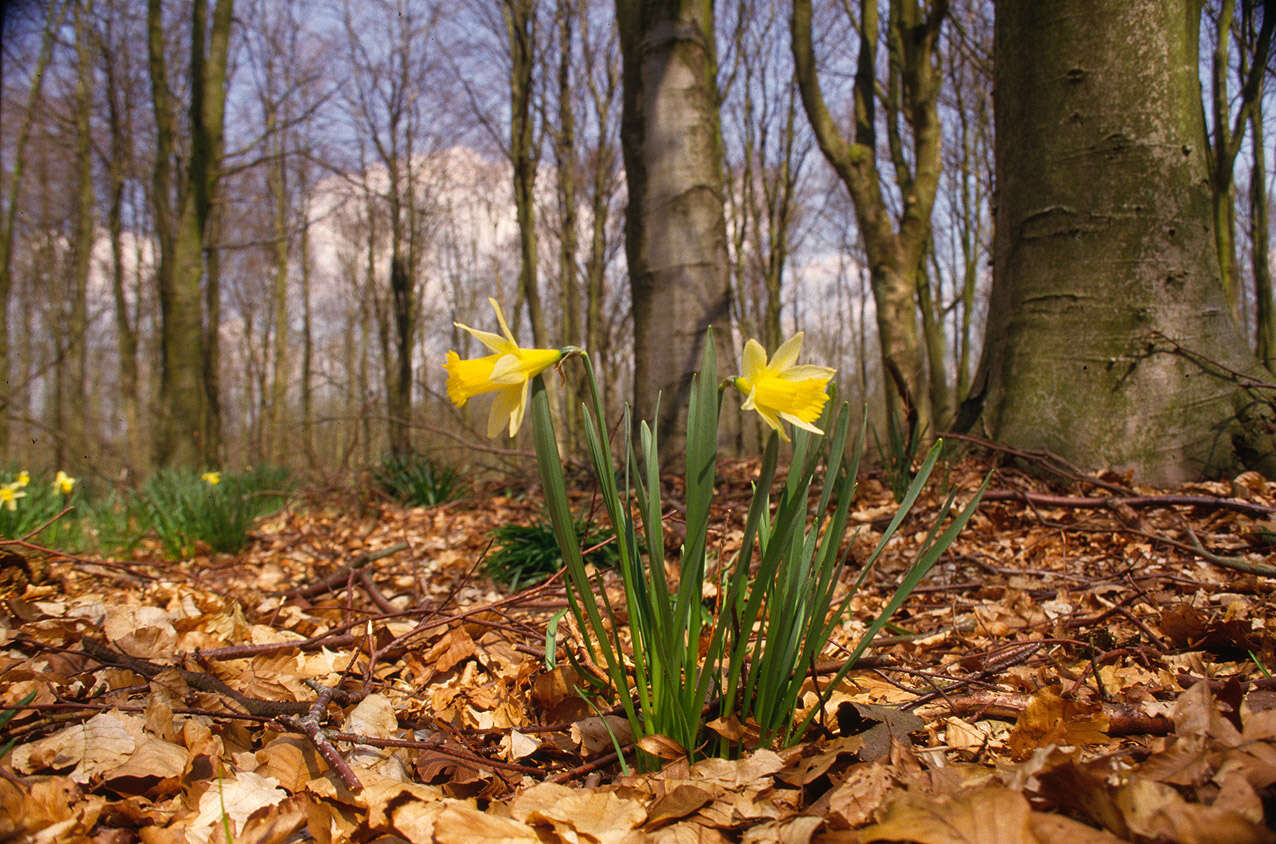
xmin=202 ymin=198 xmax=224 ymax=463
xmin=149 ymin=0 xmax=234 ymax=468
xmin=1251 ymin=92 xmax=1273 ymax=370
xmin=0 ymin=1 xmax=66 ymax=462
xmin=618 ymin=0 xmax=734 ymax=456
xmin=388 ymin=253 xmax=412 ymax=454
xmin=67 ymin=0 xmax=97 ymax=466
xmin=506 ymin=0 xmax=547 ymax=348
xmin=554 ymin=0 xmax=582 ymax=450
xmin=916 ymin=255 xmax=951 ymax=431
xmin=791 ymin=0 xmax=946 ymax=442
xmin=267 ymin=103 xmax=291 ymax=463
xmin=961 ymin=0 xmax=1276 ymax=483
xmin=300 ymin=186 xmax=314 ymax=462
xmin=1210 ymin=0 xmax=1239 ymax=309
xmin=103 ymin=10 xmax=143 ymax=475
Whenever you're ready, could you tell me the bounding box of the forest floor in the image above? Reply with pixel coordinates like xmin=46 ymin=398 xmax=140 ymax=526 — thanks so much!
xmin=2 ymin=447 xmax=1276 ymax=843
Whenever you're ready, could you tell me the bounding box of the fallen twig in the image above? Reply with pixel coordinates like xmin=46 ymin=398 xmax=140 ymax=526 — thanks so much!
xmin=944 ymin=691 xmax=1174 ymax=736
xmin=285 ymin=542 xmax=410 ymax=599
xmin=277 ymin=685 xmax=363 ymax=792
xmin=981 ymin=488 xmax=1275 ymax=519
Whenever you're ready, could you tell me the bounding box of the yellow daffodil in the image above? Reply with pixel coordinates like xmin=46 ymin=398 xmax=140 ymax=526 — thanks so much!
xmin=0 ymin=483 xmax=25 ymax=511
xmin=53 ymin=470 xmax=75 ymax=495
xmin=201 ymin=471 xmax=221 ymax=485
xmin=16 ymin=470 xmax=29 ymax=487
xmin=732 ymin=332 xmax=835 ymax=441
xmin=444 ymin=298 xmax=565 ymax=438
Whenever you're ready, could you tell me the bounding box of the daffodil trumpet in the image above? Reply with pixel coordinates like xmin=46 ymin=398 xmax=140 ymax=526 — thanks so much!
xmin=444 ymin=299 xmax=576 ymax=438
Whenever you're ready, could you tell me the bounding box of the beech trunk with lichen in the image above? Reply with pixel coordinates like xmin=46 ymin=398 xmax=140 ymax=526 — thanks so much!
xmin=619 ymin=0 xmax=734 ymax=459
xmin=959 ymin=0 xmax=1276 ymax=484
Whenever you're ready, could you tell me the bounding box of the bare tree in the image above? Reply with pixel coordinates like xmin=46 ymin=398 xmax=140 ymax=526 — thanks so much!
xmin=340 ymin=0 xmax=444 ymax=454
xmin=147 ymin=0 xmax=235 ymax=468
xmin=0 ymin=1 xmax=68 ymax=461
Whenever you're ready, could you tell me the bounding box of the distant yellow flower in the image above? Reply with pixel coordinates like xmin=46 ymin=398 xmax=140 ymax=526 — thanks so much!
xmin=53 ymin=470 xmax=75 ymax=495
xmin=16 ymin=470 xmax=29 ymax=488
xmin=733 ymin=332 xmax=835 ymax=442
xmin=201 ymin=471 xmax=221 ymax=486
xmin=0 ymin=483 xmax=25 ymax=511
xmin=444 ymin=298 xmax=565 ymax=438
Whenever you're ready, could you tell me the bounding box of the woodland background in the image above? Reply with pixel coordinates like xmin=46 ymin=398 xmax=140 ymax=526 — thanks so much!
xmin=1 ymin=0 xmax=1274 ymax=484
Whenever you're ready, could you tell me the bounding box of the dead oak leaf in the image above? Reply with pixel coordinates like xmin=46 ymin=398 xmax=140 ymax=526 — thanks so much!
xmin=1007 ymin=687 xmax=1109 ymax=760
xmin=1114 ymin=777 xmax=1276 ymax=844
xmin=433 ymin=801 xmax=542 ymax=842
xmin=184 ymin=769 xmax=288 ymax=844
xmin=644 ymin=784 xmax=715 ymax=829
xmin=858 ymin=785 xmax=1037 ymax=844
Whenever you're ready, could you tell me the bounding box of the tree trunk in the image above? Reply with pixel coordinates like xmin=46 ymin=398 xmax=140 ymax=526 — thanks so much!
xmin=103 ymin=6 xmax=144 ymax=476
xmin=554 ymin=0 xmax=582 ymax=451
xmin=1252 ymin=94 xmax=1273 ymax=371
xmin=67 ymin=0 xmax=96 ymax=466
xmin=961 ymin=0 xmax=1276 ymax=484
xmin=387 ymin=253 xmax=413 ymax=454
xmin=506 ymin=0 xmax=547 ymax=348
xmin=149 ymin=0 xmax=233 ymax=468
xmin=618 ymin=0 xmax=733 ymax=455
xmin=0 ymin=1 xmax=66 ymax=462
xmin=268 ymin=101 xmax=290 ymax=464
xmin=791 ymin=0 xmax=946 ymax=442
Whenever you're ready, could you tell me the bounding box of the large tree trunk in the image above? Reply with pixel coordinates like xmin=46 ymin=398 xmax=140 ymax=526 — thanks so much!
xmin=960 ymin=0 xmax=1276 ymax=484
xmin=618 ymin=0 xmax=733 ymax=454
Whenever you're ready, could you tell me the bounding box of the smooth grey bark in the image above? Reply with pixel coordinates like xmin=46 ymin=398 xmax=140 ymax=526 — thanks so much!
xmin=960 ymin=0 xmax=1276 ymax=483
xmin=618 ymin=0 xmax=733 ymax=455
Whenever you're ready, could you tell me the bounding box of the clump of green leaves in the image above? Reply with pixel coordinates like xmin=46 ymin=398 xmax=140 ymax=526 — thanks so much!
xmin=0 ymin=468 xmax=84 ymax=547
xmin=373 ymin=450 xmax=468 ymax=507
xmin=530 ymin=332 xmax=988 ymax=767
xmin=872 ymin=407 xmax=925 ymax=502
xmin=486 ymin=516 xmax=620 ymax=590
xmin=140 ymin=467 xmax=291 ymax=558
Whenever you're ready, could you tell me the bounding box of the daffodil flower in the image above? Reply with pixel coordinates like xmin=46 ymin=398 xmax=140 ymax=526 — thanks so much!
xmin=444 ymin=298 xmax=566 ymax=438
xmin=733 ymin=332 xmax=835 ymax=441
xmin=0 ymin=483 xmax=25 ymax=511
xmin=201 ymin=471 xmax=221 ymax=485
xmin=16 ymin=470 xmax=29 ymax=488
xmin=53 ymin=470 xmax=75 ymax=495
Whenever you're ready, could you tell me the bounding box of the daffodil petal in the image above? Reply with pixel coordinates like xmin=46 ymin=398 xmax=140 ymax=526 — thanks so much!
xmin=508 ymin=378 xmax=532 ymax=436
xmin=754 ymin=404 xmax=788 ymax=441
xmin=742 ymin=338 xmax=767 ymax=382
xmin=778 ymin=365 xmax=836 ymax=381
xmin=488 ymin=353 xmax=526 ymax=384
xmin=489 ymin=298 xmax=517 ymax=346
xmin=456 ymin=322 xmax=515 ymax=355
xmin=487 ymin=385 xmax=523 ymax=438
xmin=779 ymin=412 xmax=824 ymax=435
xmin=770 ymin=332 xmax=804 ymax=370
